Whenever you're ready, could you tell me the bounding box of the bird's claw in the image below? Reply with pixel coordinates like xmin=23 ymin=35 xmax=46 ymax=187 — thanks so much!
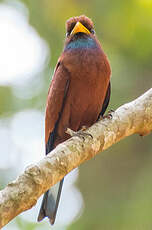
xmin=80 ymin=125 xmax=87 ymax=131
xmin=103 ymin=109 xmax=114 ymax=120
xmin=66 ymin=128 xmax=93 ymax=140
xmin=108 ymin=109 xmax=114 ymax=118
xmin=98 ymin=109 xmax=114 ymax=121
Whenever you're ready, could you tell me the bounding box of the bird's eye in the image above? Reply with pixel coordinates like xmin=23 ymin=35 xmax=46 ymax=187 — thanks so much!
xmin=66 ymin=32 xmax=70 ymax=37
xmin=91 ymin=29 xmax=95 ymax=34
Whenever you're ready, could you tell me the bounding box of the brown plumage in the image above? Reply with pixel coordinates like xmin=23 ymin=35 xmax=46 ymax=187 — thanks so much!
xmin=38 ymin=15 xmax=111 ymax=225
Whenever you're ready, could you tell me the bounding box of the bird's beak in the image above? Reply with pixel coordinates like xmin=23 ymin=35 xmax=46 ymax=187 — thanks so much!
xmin=71 ymin=22 xmax=90 ymax=35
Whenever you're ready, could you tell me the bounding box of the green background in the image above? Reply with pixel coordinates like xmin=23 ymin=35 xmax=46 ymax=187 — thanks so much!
xmin=0 ymin=0 xmax=152 ymax=229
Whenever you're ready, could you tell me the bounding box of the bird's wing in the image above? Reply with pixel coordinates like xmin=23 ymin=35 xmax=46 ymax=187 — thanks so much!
xmin=98 ymin=81 xmax=111 ymax=118
xmin=38 ymin=62 xmax=69 ymax=223
xmin=45 ymin=62 xmax=70 ymax=154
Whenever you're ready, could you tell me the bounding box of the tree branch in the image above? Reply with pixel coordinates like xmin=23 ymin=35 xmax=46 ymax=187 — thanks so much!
xmin=0 ymin=88 xmax=152 ymax=228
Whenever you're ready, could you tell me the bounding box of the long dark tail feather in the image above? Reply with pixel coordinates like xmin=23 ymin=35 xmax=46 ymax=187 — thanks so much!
xmin=37 ymin=178 xmax=64 ymax=225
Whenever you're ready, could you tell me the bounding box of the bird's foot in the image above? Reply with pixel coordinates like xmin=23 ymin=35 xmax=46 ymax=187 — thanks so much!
xmin=66 ymin=128 xmax=93 ymax=140
xmin=103 ymin=109 xmax=115 ymax=119
xmin=80 ymin=125 xmax=87 ymax=131
xmin=99 ymin=109 xmax=115 ymax=121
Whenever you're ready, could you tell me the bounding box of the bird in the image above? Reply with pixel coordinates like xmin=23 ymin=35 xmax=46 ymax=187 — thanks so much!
xmin=37 ymin=15 xmax=111 ymax=225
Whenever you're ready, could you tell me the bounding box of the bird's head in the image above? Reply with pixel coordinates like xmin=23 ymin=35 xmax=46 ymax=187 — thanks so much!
xmin=66 ymin=15 xmax=95 ymax=37
xmin=64 ymin=15 xmax=97 ymax=50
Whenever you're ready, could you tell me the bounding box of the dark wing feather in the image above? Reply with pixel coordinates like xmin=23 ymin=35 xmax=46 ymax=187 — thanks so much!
xmin=38 ymin=62 xmax=70 ymax=224
xmin=45 ymin=62 xmax=70 ymax=154
xmin=98 ymin=82 xmax=111 ymax=119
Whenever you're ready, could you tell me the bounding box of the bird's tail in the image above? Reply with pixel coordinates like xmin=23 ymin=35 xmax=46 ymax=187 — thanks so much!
xmin=37 ymin=178 xmax=64 ymax=225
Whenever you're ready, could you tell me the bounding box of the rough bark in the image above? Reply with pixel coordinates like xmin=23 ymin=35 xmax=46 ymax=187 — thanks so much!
xmin=0 ymin=88 xmax=152 ymax=228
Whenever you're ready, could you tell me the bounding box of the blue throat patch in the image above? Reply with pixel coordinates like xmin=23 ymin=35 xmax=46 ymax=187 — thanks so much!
xmin=64 ymin=37 xmax=97 ymax=51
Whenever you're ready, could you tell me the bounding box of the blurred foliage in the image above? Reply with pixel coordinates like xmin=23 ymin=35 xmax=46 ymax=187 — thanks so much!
xmin=1 ymin=0 xmax=152 ymax=229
